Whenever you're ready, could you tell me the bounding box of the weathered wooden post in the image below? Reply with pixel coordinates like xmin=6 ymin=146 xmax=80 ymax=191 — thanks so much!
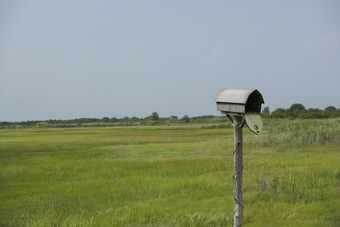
xmin=215 ymin=89 xmax=264 ymax=227
xmin=233 ymin=116 xmax=243 ymax=227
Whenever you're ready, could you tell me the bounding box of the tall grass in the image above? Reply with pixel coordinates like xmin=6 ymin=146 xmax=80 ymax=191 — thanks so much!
xmin=245 ymin=118 xmax=340 ymax=147
xmin=0 ymin=121 xmax=339 ymax=226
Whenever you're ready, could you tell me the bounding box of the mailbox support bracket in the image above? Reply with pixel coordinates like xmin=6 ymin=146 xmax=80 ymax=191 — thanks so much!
xmin=226 ymin=114 xmax=234 ymax=127
xmin=225 ymin=114 xmax=246 ymax=129
xmin=240 ymin=118 xmax=246 ymax=128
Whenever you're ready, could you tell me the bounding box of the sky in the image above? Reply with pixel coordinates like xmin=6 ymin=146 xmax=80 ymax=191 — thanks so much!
xmin=1 ymin=0 xmax=340 ymax=121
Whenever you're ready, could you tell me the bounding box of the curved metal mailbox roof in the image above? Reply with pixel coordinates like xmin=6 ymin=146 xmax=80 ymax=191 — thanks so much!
xmin=215 ymin=89 xmax=264 ymax=104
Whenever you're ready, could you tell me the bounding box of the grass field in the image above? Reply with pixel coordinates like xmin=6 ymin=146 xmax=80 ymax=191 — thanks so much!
xmin=0 ymin=119 xmax=339 ymax=226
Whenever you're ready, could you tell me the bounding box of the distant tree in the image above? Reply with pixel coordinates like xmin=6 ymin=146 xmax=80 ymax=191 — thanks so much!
xmin=272 ymin=108 xmax=286 ymax=114
xmin=262 ymin=106 xmax=270 ymax=115
xmin=289 ymin=103 xmax=306 ymax=112
xmin=181 ymin=115 xmax=190 ymax=123
xmin=306 ymin=108 xmax=324 ymax=118
xmin=325 ymin=106 xmax=336 ymax=112
xmin=308 ymin=108 xmax=322 ymax=113
xmin=102 ymin=117 xmax=110 ymax=122
xmin=111 ymin=117 xmax=118 ymax=122
xmin=151 ymin=112 xmax=160 ymax=121
xmin=130 ymin=117 xmax=139 ymax=122
xmin=271 ymin=108 xmax=287 ymax=118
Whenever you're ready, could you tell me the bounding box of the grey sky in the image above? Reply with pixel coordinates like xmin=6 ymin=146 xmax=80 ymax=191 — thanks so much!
xmin=1 ymin=0 xmax=340 ymax=121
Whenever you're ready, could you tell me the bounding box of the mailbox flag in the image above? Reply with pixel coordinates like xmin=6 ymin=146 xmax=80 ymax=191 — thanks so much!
xmin=245 ymin=114 xmax=262 ymax=135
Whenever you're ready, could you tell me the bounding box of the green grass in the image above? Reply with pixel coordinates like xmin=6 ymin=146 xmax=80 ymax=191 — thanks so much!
xmin=0 ymin=120 xmax=339 ymax=226
xmin=245 ymin=118 xmax=340 ymax=147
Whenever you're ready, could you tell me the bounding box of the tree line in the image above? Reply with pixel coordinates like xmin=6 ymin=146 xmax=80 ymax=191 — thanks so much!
xmin=262 ymin=104 xmax=340 ymax=119
xmin=1 ymin=104 xmax=339 ymax=129
xmin=0 ymin=112 xmax=193 ymax=129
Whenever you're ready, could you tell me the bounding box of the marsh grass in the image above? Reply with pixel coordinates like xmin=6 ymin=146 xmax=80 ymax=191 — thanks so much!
xmin=245 ymin=118 xmax=340 ymax=147
xmin=0 ymin=120 xmax=339 ymax=226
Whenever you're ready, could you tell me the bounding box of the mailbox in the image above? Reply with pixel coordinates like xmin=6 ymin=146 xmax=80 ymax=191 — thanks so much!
xmin=215 ymin=89 xmax=264 ymax=115
xmin=215 ymin=88 xmax=265 ymax=224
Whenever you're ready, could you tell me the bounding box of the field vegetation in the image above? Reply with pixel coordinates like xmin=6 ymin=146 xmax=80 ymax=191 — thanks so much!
xmin=1 ymin=103 xmax=340 ymax=129
xmin=0 ymin=117 xmax=339 ymax=226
